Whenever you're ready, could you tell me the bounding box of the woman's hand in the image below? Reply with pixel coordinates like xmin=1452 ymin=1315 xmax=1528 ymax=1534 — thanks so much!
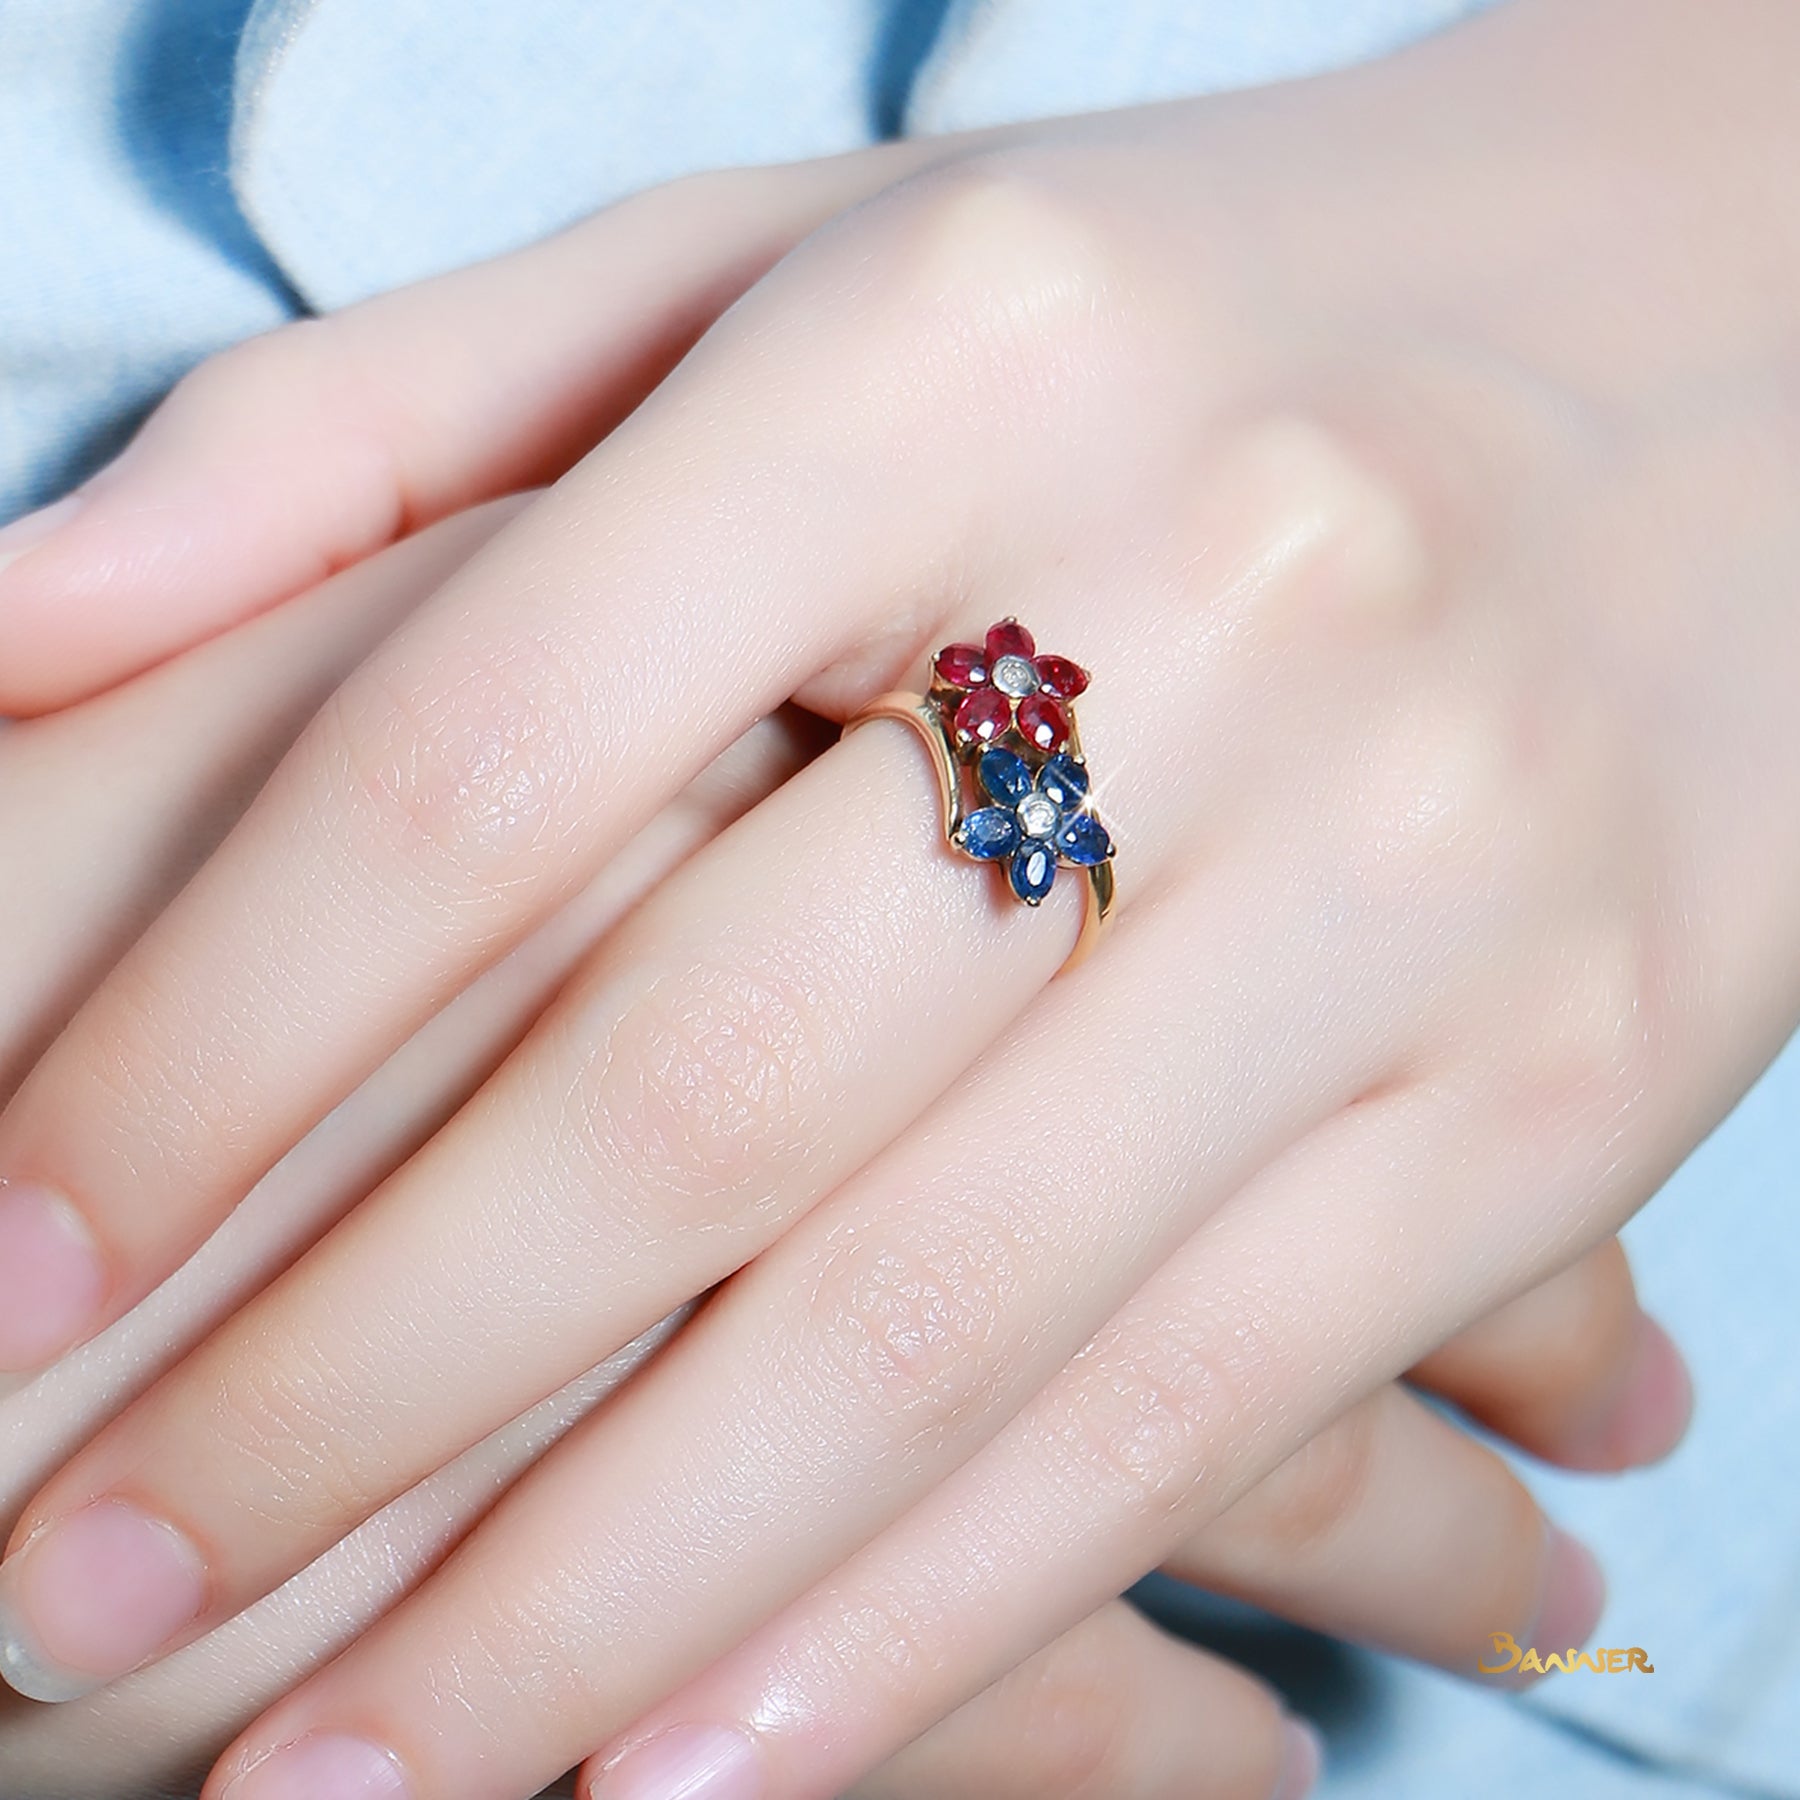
xmin=0 ymin=0 xmax=1784 ymax=1794
xmin=0 ymin=504 xmax=1683 ymax=1800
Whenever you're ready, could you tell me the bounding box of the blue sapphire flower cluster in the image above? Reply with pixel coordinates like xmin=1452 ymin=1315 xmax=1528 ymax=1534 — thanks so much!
xmin=952 ymin=744 xmax=1114 ymax=905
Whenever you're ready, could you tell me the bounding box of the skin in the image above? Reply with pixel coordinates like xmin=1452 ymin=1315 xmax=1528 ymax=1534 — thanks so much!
xmin=0 ymin=0 xmax=1777 ymax=1793
xmin=0 ymin=508 xmax=1684 ymax=1800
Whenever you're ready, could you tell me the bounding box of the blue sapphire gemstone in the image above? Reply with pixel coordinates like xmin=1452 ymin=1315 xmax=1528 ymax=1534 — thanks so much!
xmin=978 ymin=745 xmax=1034 ymax=807
xmin=1037 ymin=752 xmax=1089 ymax=811
xmin=1010 ymin=840 xmax=1057 ymax=904
xmin=959 ymin=806 xmax=1021 ymax=860
xmin=1054 ymin=811 xmax=1112 ymax=866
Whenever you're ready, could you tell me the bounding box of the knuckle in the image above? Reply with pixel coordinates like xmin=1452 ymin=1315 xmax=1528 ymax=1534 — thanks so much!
xmin=793 ymin=1207 xmax=1019 ymax=1436
xmin=1355 ymin=689 xmax=1522 ymax=907
xmin=568 ymin=953 xmax=830 ymax=1230
xmin=1523 ymin=914 xmax=1666 ymax=1121
xmin=1355 ymin=663 xmax=1671 ymax=1125
xmin=1206 ymin=413 xmax=1440 ymax=641
xmin=1054 ymin=1322 xmax=1236 ymax=1528
xmin=860 ymin=156 xmax=1122 ymax=407
xmin=1474 ymin=908 xmax=1665 ymax=1142
xmin=168 ymin=320 xmax=322 ymax=413
xmin=165 ymin=319 xmax=403 ymax=522
xmin=1212 ymin=1390 xmax=1384 ymax=1564
xmin=803 ymin=1579 xmax=944 ymax=1703
xmin=320 ymin=634 xmax=598 ymax=884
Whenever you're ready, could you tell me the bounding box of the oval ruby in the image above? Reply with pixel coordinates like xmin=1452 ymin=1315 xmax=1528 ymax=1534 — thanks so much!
xmin=985 ymin=618 xmax=1036 ymax=665
xmin=953 ymin=686 xmax=1013 ymax=747
xmin=1033 ymin=654 xmax=1088 ymax=700
xmin=1016 ymin=693 xmax=1069 ymax=752
xmin=935 ymin=642 xmax=989 ymax=688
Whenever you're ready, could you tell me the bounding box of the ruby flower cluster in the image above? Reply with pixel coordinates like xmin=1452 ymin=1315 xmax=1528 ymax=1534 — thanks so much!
xmin=931 ymin=617 xmax=1089 ymax=754
xmin=933 ymin=617 xmax=1114 ymax=906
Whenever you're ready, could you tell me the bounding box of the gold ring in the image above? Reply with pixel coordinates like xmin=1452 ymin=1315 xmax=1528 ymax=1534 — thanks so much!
xmin=841 ymin=617 xmax=1116 ymax=976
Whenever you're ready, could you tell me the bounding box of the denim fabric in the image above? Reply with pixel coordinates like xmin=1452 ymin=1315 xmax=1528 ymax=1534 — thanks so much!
xmin=1 ymin=4 xmax=1796 ymax=1795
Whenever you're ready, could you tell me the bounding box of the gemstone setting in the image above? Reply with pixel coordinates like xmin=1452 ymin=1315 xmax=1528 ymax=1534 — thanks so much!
xmin=1017 ymin=792 xmax=1059 ymax=838
xmin=925 ymin=617 xmax=1114 ymax=913
xmin=990 ymin=653 xmax=1040 ymax=698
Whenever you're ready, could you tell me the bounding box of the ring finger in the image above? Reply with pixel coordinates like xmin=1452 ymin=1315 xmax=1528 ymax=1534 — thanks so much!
xmin=193 ymin=1050 xmax=1604 ymax=1800
xmin=0 ymin=499 xmax=1390 ymax=1699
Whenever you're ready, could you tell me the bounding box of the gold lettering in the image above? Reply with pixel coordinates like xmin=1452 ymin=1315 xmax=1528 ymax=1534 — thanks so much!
xmin=1479 ymin=1634 xmax=1656 ymax=1676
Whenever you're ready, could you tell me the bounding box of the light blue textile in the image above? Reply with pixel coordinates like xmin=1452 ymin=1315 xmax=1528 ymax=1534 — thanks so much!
xmin=908 ymin=0 xmax=1496 ymax=131
xmin=2 ymin=4 xmax=1797 ymax=1796
xmin=0 ymin=0 xmax=295 ymax=515
xmin=230 ymin=0 xmax=887 ymax=310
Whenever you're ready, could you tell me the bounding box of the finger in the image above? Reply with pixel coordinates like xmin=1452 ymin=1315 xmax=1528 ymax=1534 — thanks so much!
xmin=0 ymin=141 xmax=943 ymax=712
xmin=1408 ymin=1238 xmax=1693 ymax=1470
xmin=0 ymin=501 xmax=521 ymax=1106
xmin=0 ymin=1309 xmax=695 ymax=1800
xmin=843 ymin=1599 xmax=1319 ymax=1800
xmin=0 ymin=486 xmax=823 ymax=1439
xmin=584 ymin=1380 xmax=1573 ymax=1800
xmin=0 ymin=161 xmax=1165 ymax=1370
xmin=544 ymin=1075 xmax=1615 ymax=1800
xmin=1158 ymin=1380 xmax=1601 ymax=1683
xmin=185 ymin=874 xmax=1437 ymax=1800
xmin=1 ymin=548 xmax=1412 ymax=1704
xmin=0 ymin=563 xmax=823 ymax=1781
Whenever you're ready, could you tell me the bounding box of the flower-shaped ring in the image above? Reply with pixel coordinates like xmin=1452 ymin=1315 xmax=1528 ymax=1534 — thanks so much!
xmin=841 ymin=618 xmax=1117 ymax=975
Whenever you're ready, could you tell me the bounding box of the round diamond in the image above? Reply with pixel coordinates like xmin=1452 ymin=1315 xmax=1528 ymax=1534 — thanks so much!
xmin=1017 ymin=793 xmax=1059 ymax=838
xmin=990 ymin=653 xmax=1040 ymax=699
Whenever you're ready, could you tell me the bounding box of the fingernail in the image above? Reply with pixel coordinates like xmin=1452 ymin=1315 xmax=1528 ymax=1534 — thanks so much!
xmin=1272 ymin=1716 xmax=1324 ymax=1800
xmin=0 ymin=1180 xmax=108 ymax=1371
xmin=588 ymin=1724 xmax=764 ymax=1800
xmin=1526 ymin=1526 xmax=1607 ymax=1665
xmin=1603 ymin=1314 xmax=1694 ymax=1466
xmin=0 ymin=495 xmax=83 ymax=577
xmin=0 ymin=1499 xmax=205 ymax=1700
xmin=222 ymin=1734 xmax=412 ymax=1800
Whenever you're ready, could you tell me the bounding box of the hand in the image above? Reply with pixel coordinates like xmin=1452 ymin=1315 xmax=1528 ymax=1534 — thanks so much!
xmin=0 ymin=505 xmax=800 ymax=1794
xmin=0 ymin=508 xmax=1683 ymax=1800
xmin=0 ymin=0 xmax=1784 ymax=1795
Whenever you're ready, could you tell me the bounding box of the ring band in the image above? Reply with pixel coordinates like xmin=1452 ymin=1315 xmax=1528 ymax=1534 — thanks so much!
xmin=842 ymin=617 xmax=1117 ymax=976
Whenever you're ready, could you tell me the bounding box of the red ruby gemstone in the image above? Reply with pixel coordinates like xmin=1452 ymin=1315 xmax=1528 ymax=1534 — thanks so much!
xmin=953 ymin=686 xmax=1013 ymax=747
xmin=1017 ymin=693 xmax=1069 ymax=752
xmin=1033 ymin=654 xmax=1089 ymax=701
xmin=935 ymin=641 xmax=989 ymax=688
xmin=985 ymin=618 xmax=1036 ymax=665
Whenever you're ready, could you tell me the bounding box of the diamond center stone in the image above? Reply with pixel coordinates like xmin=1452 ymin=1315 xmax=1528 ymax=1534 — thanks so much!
xmin=991 ymin=653 xmax=1039 ymax=698
xmin=1017 ymin=793 xmax=1059 ymax=838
